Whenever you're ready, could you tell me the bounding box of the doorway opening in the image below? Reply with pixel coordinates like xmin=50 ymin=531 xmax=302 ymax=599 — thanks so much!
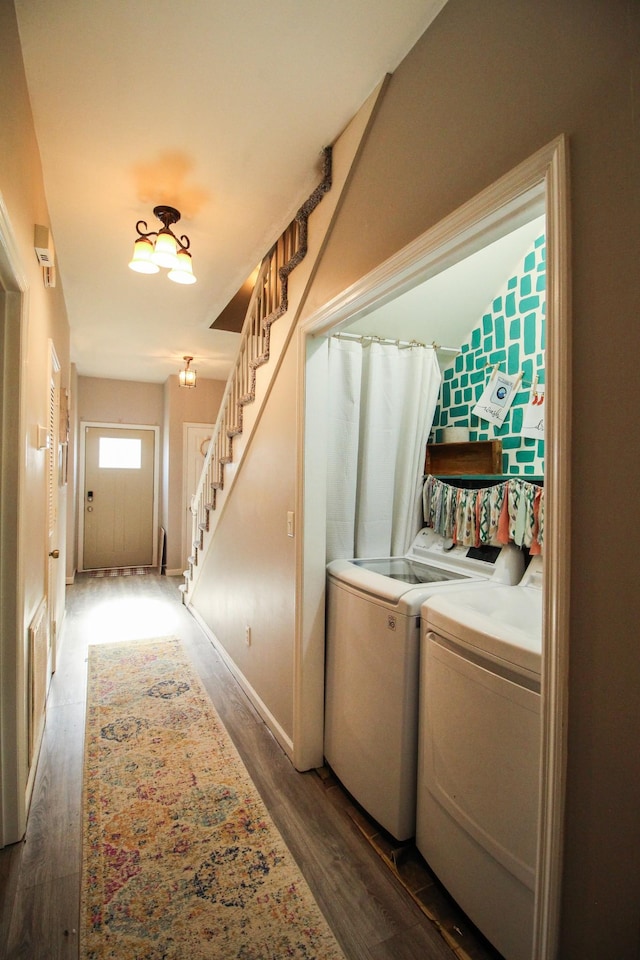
xmin=298 ymin=137 xmax=570 ymax=959
xmin=78 ymin=423 xmax=160 ymax=572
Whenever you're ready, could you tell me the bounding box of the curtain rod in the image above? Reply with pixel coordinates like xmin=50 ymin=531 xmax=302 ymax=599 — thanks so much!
xmin=332 ymin=332 xmax=460 ymax=353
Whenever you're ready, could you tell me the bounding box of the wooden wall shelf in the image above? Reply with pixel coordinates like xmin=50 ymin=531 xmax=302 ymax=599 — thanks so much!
xmin=425 ymin=440 xmax=503 ymax=476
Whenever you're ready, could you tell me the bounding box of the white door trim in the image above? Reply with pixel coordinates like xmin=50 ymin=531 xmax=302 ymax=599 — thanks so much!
xmin=77 ymin=422 xmax=160 ymax=572
xmin=297 ymin=136 xmax=570 ymax=960
xmin=0 ymin=194 xmax=30 ymax=845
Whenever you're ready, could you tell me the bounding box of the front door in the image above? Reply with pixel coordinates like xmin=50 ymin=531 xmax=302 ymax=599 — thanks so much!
xmin=82 ymin=425 xmax=156 ymax=569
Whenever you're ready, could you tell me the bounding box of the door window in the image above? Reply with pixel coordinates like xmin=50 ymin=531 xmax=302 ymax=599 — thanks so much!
xmin=99 ymin=437 xmax=142 ymax=469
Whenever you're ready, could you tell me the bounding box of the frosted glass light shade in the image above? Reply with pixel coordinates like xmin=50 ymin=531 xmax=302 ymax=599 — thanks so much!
xmin=168 ymin=248 xmax=197 ymax=284
xmin=179 ymin=366 xmax=197 ymax=388
xmin=152 ymin=230 xmax=179 ymax=268
xmin=128 ymin=237 xmax=160 ymax=274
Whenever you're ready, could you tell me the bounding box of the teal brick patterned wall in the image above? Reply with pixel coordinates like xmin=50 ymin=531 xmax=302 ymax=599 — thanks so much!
xmin=432 ymin=234 xmax=546 ymax=476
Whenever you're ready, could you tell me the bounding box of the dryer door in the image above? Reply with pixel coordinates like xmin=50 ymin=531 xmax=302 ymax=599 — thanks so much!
xmin=416 ymin=630 xmax=540 ymax=960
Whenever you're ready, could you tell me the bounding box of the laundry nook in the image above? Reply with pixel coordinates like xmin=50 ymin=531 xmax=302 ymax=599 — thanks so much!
xmin=323 ymin=216 xmax=547 ymax=959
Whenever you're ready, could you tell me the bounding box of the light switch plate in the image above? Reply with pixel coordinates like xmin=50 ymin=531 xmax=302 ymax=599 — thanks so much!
xmin=36 ymin=424 xmax=49 ymax=449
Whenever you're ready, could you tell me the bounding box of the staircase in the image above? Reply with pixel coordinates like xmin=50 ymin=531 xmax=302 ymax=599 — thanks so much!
xmin=180 ymin=147 xmax=332 ymax=604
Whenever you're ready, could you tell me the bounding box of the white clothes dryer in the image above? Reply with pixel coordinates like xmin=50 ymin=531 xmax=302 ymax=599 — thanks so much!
xmin=416 ymin=556 xmax=543 ymax=960
xmin=324 ymin=529 xmax=524 ymax=841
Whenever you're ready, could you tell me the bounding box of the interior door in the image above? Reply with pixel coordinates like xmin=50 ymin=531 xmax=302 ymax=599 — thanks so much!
xmin=82 ymin=426 xmax=155 ymax=569
xmin=45 ymin=344 xmax=61 ymax=676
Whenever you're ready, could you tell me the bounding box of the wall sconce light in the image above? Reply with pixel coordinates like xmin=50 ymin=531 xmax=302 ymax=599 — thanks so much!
xmin=128 ymin=205 xmax=197 ymax=284
xmin=178 ymin=356 xmax=197 ymax=388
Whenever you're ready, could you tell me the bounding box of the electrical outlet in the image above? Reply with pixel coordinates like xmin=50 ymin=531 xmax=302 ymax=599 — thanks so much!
xmin=245 ymin=625 xmax=251 ymax=647
xmin=287 ymin=511 xmax=295 ymax=537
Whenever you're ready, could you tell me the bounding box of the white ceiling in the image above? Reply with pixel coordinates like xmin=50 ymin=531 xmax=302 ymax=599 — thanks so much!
xmin=342 ymin=215 xmax=546 ymax=366
xmin=15 ymin=0 xmax=449 ymax=383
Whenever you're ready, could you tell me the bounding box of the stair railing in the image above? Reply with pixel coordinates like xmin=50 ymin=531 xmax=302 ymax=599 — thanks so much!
xmin=184 ymin=147 xmax=332 ymax=595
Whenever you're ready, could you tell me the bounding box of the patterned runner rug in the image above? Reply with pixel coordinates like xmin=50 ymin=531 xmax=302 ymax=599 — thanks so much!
xmin=81 ymin=637 xmax=345 ymax=959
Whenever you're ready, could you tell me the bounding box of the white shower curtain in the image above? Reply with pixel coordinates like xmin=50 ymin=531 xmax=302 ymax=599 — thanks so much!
xmin=326 ymin=337 xmax=441 ymax=561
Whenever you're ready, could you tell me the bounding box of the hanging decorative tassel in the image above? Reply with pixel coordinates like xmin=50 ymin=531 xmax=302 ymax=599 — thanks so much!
xmin=423 ymin=475 xmax=544 ymax=552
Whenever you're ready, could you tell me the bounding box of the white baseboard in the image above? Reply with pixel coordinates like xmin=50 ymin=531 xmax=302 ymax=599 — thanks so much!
xmin=187 ymin=604 xmax=294 ymax=762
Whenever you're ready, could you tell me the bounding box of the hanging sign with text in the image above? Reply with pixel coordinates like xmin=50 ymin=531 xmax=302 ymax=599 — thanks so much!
xmin=472 ymin=367 xmax=522 ymax=426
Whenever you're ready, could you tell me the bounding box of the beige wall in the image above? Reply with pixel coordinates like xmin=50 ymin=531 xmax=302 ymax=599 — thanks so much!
xmin=191 ymin=345 xmax=298 ymax=738
xmin=193 ymin=0 xmax=638 ymax=953
xmin=77 ymin=376 xmax=164 ymax=426
xmin=188 ymin=86 xmax=385 ymax=752
xmin=302 ymin=1 xmax=639 ymax=955
xmin=0 ymin=0 xmax=71 ymax=838
xmin=1 ymin=1 xmax=71 ymax=613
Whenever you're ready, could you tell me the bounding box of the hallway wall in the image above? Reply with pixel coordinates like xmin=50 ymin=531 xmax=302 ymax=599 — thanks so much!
xmin=187 ymin=80 xmax=388 ymax=764
xmin=0 ymin=0 xmax=71 ymax=840
xmin=301 ymin=1 xmax=639 ymax=955
xmin=187 ymin=7 xmax=639 ymax=952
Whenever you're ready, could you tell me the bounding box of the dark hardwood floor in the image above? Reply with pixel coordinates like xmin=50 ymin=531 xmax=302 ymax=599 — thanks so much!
xmin=0 ymin=572 xmax=500 ymax=960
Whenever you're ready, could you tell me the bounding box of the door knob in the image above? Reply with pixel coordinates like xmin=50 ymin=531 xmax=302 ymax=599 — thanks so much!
xmin=49 ymin=549 xmax=60 ymax=559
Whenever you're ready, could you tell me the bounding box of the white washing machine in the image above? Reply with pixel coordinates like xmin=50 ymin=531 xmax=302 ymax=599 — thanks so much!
xmin=416 ymin=556 xmax=543 ymax=960
xmin=324 ymin=529 xmax=524 ymax=841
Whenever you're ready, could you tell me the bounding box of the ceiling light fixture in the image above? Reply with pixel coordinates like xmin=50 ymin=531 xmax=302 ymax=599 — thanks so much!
xmin=178 ymin=356 xmax=197 ymax=388
xmin=128 ymin=205 xmax=197 ymax=284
